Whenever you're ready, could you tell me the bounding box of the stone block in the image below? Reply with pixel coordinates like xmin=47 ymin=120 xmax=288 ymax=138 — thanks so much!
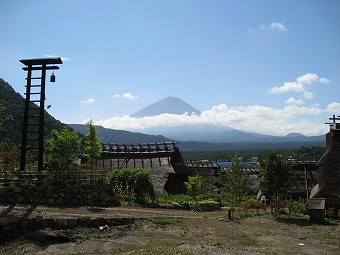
xmin=47 ymin=198 xmax=55 ymax=205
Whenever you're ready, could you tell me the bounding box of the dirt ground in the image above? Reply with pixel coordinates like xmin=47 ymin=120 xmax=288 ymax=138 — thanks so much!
xmin=1 ymin=205 xmax=340 ymax=255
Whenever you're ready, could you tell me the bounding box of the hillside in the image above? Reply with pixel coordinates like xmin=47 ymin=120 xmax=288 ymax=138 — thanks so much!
xmin=69 ymin=124 xmax=173 ymax=144
xmin=0 ymin=78 xmax=66 ymax=144
xmin=70 ymin=124 xmax=326 ymax=151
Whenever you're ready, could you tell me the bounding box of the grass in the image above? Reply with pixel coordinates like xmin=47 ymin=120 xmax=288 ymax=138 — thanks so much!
xmin=120 ymin=243 xmax=193 ymax=255
xmin=239 ymin=231 xmax=247 ymax=238
xmin=156 ymin=194 xmax=193 ymax=205
xmin=156 ymin=194 xmax=216 ymax=208
xmin=79 ymin=228 xmax=119 ymax=239
xmin=211 ymin=240 xmax=226 ymax=247
xmin=152 ymin=217 xmax=190 ymax=232
xmin=0 ymin=239 xmax=38 ymax=255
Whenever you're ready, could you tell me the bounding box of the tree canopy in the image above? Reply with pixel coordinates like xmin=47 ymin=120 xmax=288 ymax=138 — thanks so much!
xmin=259 ymin=150 xmax=292 ymax=210
xmin=0 ymin=99 xmax=13 ymax=131
xmin=84 ymin=120 xmax=102 ymax=161
xmin=217 ymin=153 xmax=248 ymax=206
xmin=45 ymin=127 xmax=82 ymax=171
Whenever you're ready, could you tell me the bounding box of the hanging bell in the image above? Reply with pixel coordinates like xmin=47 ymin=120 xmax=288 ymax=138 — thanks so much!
xmin=50 ymin=72 xmax=56 ymax=82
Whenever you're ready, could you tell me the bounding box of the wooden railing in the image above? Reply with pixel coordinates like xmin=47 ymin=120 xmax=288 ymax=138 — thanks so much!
xmin=101 ymin=142 xmax=177 ymax=153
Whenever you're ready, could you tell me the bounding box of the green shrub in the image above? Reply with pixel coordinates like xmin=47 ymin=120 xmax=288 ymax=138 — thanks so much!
xmin=240 ymin=197 xmax=262 ymax=210
xmin=157 ymin=193 xmax=193 ymax=205
xmin=106 ymin=168 xmax=155 ymax=204
xmin=184 ymin=175 xmax=209 ymax=200
xmin=286 ymin=198 xmax=307 ymax=215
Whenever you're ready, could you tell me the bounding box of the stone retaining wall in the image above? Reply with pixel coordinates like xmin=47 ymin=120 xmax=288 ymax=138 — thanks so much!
xmin=0 ymin=183 xmax=120 ymax=207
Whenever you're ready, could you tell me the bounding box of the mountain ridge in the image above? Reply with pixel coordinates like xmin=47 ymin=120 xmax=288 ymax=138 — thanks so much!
xmin=130 ymin=96 xmax=201 ymax=117
xmin=0 ymin=78 xmax=66 ymax=144
xmin=70 ymin=124 xmax=326 ymax=151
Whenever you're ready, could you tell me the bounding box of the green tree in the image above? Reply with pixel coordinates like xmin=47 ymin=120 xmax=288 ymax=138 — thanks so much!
xmin=106 ymin=168 xmax=155 ymax=204
xmin=45 ymin=127 xmax=82 ymax=172
xmin=217 ymin=153 xmax=248 ymax=206
xmin=84 ymin=120 xmax=102 ymax=169
xmin=0 ymin=141 xmax=17 ymax=171
xmin=0 ymin=100 xmax=13 ymax=131
xmin=259 ymin=150 xmax=292 ymax=212
xmin=184 ymin=175 xmax=208 ymax=201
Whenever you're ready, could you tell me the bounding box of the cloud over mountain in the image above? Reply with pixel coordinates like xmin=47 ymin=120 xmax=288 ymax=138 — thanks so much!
xmin=93 ymin=101 xmax=336 ymax=136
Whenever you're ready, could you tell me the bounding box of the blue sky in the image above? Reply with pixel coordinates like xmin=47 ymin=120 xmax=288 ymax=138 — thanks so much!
xmin=1 ymin=0 xmax=339 ymax=136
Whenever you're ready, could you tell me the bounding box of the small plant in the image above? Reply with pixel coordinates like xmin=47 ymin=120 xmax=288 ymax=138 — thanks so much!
xmin=152 ymin=217 xmax=189 ymax=231
xmin=240 ymin=197 xmax=262 ymax=210
xmin=239 ymin=231 xmax=247 ymax=238
xmin=212 ymin=240 xmax=225 ymax=247
xmin=286 ymin=198 xmax=307 ymax=215
xmin=184 ymin=175 xmax=208 ymax=200
xmin=157 ymin=193 xmax=192 ymax=205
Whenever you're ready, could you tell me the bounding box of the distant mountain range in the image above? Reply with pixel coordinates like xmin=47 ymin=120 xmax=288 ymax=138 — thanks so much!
xmin=70 ymin=96 xmax=326 ymax=150
xmin=127 ymin=96 xmax=325 ymax=144
xmin=138 ymin=124 xmax=323 ymax=144
xmin=130 ymin=96 xmax=201 ymax=117
xmin=69 ymin=124 xmax=173 ymax=144
xmin=0 ymin=77 xmax=326 ymax=151
xmin=69 ymin=124 xmax=326 ymax=152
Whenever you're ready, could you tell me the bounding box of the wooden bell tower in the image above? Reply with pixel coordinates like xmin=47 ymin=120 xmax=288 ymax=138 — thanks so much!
xmin=19 ymin=57 xmax=63 ymax=172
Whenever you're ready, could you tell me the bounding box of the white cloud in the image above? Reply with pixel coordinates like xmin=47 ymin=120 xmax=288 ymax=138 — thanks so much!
xmin=249 ymin=22 xmax=288 ymax=33
xmin=303 ymin=91 xmax=314 ymax=99
xmin=270 ymin=82 xmax=304 ymax=94
xmin=113 ymin=92 xmax=139 ymax=100
xmin=325 ymin=102 xmax=340 ymax=113
xmin=92 ymin=103 xmax=332 ymax=136
xmin=319 ymin=77 xmax=331 ymax=84
xmin=270 ymin=73 xmax=330 ymax=99
xmin=296 ymin=73 xmax=319 ymax=84
xmin=81 ymin=97 xmax=95 ymax=104
xmin=285 ymin=97 xmax=304 ymax=105
xmin=44 ymin=54 xmax=71 ymax=61
xmin=269 ymin=22 xmax=288 ymax=32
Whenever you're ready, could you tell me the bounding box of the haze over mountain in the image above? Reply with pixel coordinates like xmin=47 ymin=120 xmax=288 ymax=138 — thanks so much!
xmin=130 ymin=96 xmax=201 ymax=117
xmin=128 ymin=96 xmax=325 ymax=144
xmin=73 ymin=95 xmax=325 ymax=149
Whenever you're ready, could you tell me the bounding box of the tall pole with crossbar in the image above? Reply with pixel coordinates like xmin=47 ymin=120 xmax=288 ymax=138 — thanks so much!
xmin=19 ymin=57 xmax=62 ymax=172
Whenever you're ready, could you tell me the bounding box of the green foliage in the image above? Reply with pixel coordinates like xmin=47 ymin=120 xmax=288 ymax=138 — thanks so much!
xmin=45 ymin=127 xmax=82 ymax=172
xmin=106 ymin=168 xmax=156 ymax=204
xmin=0 ymin=99 xmax=13 ymax=131
xmin=240 ymin=197 xmax=262 ymax=210
xmin=286 ymin=198 xmax=307 ymax=215
xmin=156 ymin=193 xmax=193 ymax=205
xmin=0 ymin=78 xmax=66 ymax=144
xmin=84 ymin=120 xmax=102 ymax=165
xmin=156 ymin=193 xmax=217 ymax=211
xmin=0 ymin=141 xmax=18 ymax=171
xmin=184 ymin=175 xmax=208 ymax=200
xmin=217 ymin=153 xmax=248 ymax=206
xmin=152 ymin=217 xmax=189 ymax=231
xmin=259 ymin=150 xmax=292 ymax=211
